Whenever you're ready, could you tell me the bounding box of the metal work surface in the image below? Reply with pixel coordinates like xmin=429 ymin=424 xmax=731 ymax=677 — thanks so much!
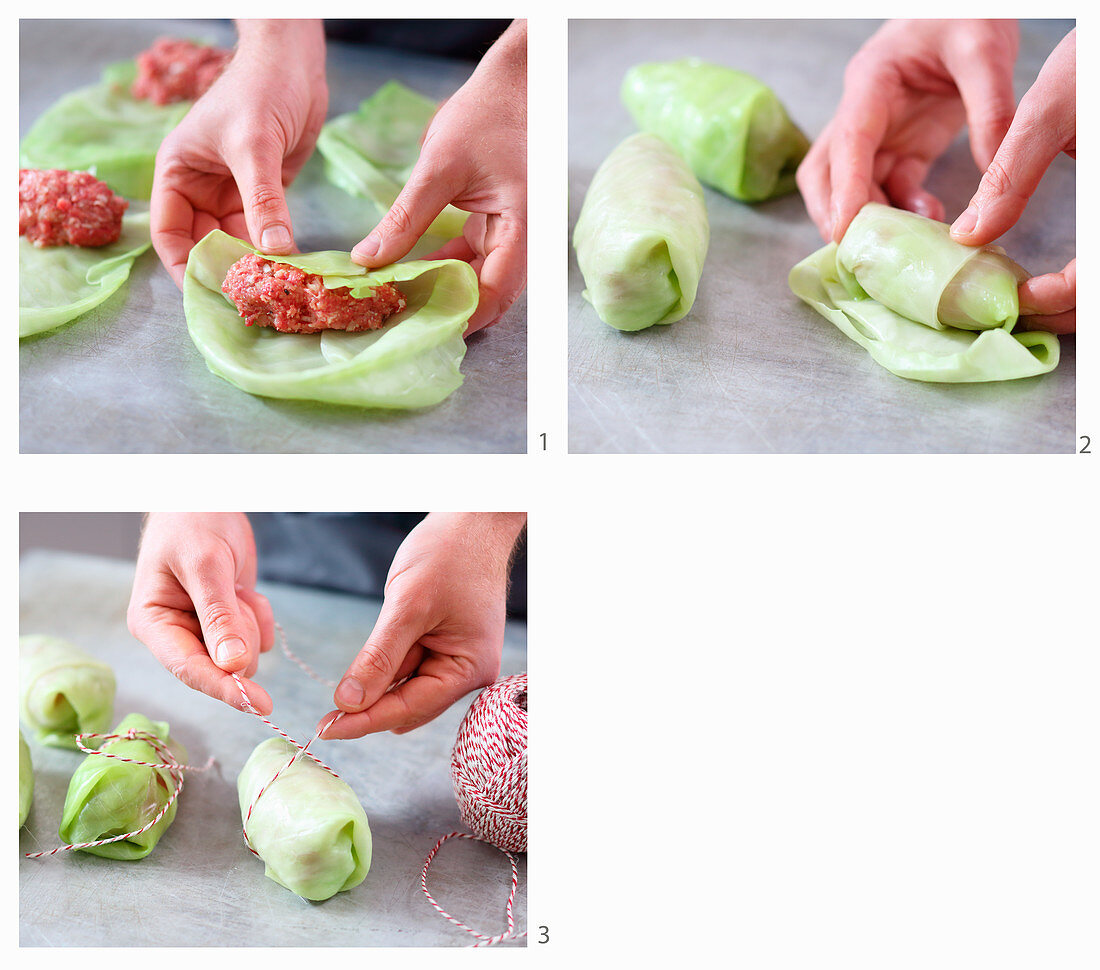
xmin=20 ymin=19 xmax=526 ymax=454
xmin=568 ymin=19 xmax=1076 ymax=453
xmin=19 ymin=550 xmax=528 ymax=946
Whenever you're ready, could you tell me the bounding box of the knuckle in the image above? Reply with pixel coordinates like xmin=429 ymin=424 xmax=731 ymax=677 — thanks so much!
xmin=355 ymin=647 xmax=395 ymax=682
xmin=383 ymin=200 xmax=416 ymax=238
xmin=979 ymin=157 xmax=1020 ymax=200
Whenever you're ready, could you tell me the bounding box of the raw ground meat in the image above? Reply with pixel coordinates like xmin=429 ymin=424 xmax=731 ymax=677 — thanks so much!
xmin=19 ymin=169 xmax=128 ymax=248
xmin=132 ymin=38 xmax=233 ymax=105
xmin=221 ymin=254 xmax=408 ymax=334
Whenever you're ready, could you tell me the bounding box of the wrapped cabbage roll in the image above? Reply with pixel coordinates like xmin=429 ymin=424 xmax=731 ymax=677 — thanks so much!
xmin=19 ymin=60 xmax=192 ymax=200
xmin=184 ymin=229 xmax=479 ymax=409
xmin=836 ymin=203 xmax=1027 ymax=332
xmin=573 ymin=133 xmax=709 ymax=331
xmin=238 ymin=737 xmax=372 ymax=902
xmin=20 ymin=209 xmax=152 ymax=338
xmin=622 ymin=58 xmax=809 ymax=202
xmin=317 ymin=81 xmax=467 ymax=240
xmin=58 ymin=713 xmax=187 ymax=860
xmin=19 ymin=635 xmax=116 ymax=749
xmin=20 ymin=731 xmax=34 ymax=827
xmin=789 ymin=241 xmax=1059 ymax=383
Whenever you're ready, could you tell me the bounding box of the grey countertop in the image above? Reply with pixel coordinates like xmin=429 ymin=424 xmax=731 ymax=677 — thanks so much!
xmin=19 ymin=19 xmax=526 ymax=454
xmin=568 ymin=19 xmax=1076 ymax=453
xmin=19 ymin=549 xmax=527 ymax=946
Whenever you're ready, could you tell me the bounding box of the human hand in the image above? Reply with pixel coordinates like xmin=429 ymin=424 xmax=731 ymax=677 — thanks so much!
xmin=797 ymin=19 xmax=1019 ymax=242
xmin=150 ymin=20 xmax=328 ymax=287
xmin=317 ymin=512 xmax=526 ymax=738
xmin=350 ymin=20 xmax=527 ymax=334
xmin=950 ymin=30 xmax=1076 ymax=333
xmin=127 ymin=512 xmax=275 ymax=714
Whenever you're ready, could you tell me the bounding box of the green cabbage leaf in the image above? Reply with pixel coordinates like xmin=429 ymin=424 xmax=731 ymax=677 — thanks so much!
xmin=184 ymin=229 xmax=479 ymax=409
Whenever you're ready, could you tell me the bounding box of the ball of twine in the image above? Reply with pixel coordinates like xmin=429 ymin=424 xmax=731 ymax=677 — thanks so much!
xmin=450 ymin=672 xmax=527 ymax=853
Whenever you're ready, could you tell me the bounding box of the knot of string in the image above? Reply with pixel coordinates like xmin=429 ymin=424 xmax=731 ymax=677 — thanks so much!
xmin=24 ymin=728 xmax=214 ymax=859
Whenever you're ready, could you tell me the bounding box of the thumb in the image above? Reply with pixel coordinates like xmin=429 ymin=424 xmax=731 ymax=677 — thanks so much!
xmin=187 ymin=571 xmax=261 ymax=673
xmin=350 ymin=168 xmax=458 ymax=267
xmin=233 ymin=151 xmax=295 ymax=254
xmin=333 ymin=601 xmax=424 ymax=713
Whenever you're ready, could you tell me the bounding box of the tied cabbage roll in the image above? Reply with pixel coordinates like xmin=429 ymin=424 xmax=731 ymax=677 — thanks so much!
xmin=58 ymin=713 xmax=187 ymax=860
xmin=20 ymin=731 xmax=34 ymax=827
xmin=20 ymin=209 xmax=152 ymax=338
xmin=836 ymin=203 xmax=1027 ymax=332
xmin=788 ymin=210 xmax=1060 ymax=382
xmin=238 ymin=737 xmax=372 ymax=902
xmin=573 ymin=133 xmax=709 ymax=331
xmin=622 ymin=58 xmax=809 ymax=202
xmin=19 ymin=60 xmax=192 ymax=200
xmin=19 ymin=635 xmax=116 ymax=750
xmin=317 ymin=80 xmax=467 ymax=240
xmin=184 ymin=229 xmax=479 ymax=409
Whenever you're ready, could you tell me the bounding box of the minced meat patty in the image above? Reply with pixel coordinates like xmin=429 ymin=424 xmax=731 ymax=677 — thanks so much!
xmin=221 ymin=254 xmax=408 ymax=334
xmin=132 ymin=38 xmax=232 ymax=105
xmin=19 ymin=169 xmax=128 ymax=248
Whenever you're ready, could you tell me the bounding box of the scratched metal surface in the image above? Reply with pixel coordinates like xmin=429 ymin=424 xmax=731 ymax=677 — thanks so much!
xmin=19 ymin=550 xmax=527 ymax=946
xmin=568 ymin=19 xmax=1076 ymax=453
xmin=19 ymin=19 xmax=526 ymax=454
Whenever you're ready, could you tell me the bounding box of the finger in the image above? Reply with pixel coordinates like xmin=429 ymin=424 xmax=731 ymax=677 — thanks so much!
xmin=465 ymin=216 xmax=527 ymax=333
xmin=883 ymin=156 xmax=944 ymax=221
xmin=423 ymin=235 xmax=477 ymax=263
xmin=236 ymin=586 xmax=276 ymax=654
xmin=150 ymin=182 xmax=196 ymax=290
xmin=1019 ymin=259 xmax=1076 ymax=316
xmin=827 ymin=79 xmax=890 ymax=240
xmin=1020 ymin=308 xmax=1075 ymax=335
xmin=134 ymin=613 xmax=273 ymax=714
xmin=177 ymin=557 xmax=262 ymax=673
xmin=321 ymin=675 xmax=469 ymax=738
xmin=332 ymin=603 xmax=423 ymax=714
xmin=795 ymin=133 xmax=835 ymax=240
xmin=231 ymin=152 xmax=296 ymax=254
xmin=951 ymin=39 xmax=1074 ymax=245
xmin=350 ymin=168 xmax=459 ymax=267
xmin=944 ymin=38 xmax=1018 ymax=169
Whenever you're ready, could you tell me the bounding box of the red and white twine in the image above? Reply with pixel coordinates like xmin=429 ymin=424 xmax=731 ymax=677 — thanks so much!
xmin=234 ymin=622 xmax=344 ymax=856
xmin=23 ymin=728 xmax=214 ymax=859
xmin=421 ymin=672 xmax=528 ymax=946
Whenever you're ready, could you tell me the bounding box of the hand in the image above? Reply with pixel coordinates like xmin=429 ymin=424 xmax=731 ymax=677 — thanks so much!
xmin=127 ymin=512 xmax=275 ymax=713
xmin=950 ymin=30 xmax=1076 ymax=333
xmin=797 ymin=20 xmax=1019 ymax=241
xmin=150 ymin=20 xmax=328 ymax=287
xmin=350 ymin=20 xmax=527 ymax=334
xmin=318 ymin=512 xmax=526 ymax=738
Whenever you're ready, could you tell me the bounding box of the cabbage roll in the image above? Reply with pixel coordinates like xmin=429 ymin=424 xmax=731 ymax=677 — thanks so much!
xmin=20 ymin=731 xmax=34 ymax=827
xmin=789 ymin=240 xmax=1059 ymax=383
xmin=836 ymin=203 xmax=1027 ymax=332
xmin=237 ymin=737 xmax=372 ymax=902
xmin=622 ymin=58 xmax=809 ymax=202
xmin=58 ymin=713 xmax=187 ymax=860
xmin=19 ymin=635 xmax=116 ymax=749
xmin=573 ymin=133 xmax=709 ymax=331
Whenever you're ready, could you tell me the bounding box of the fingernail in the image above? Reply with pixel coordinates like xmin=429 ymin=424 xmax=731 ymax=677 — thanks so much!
xmin=352 ymin=234 xmax=379 ymax=261
xmin=215 ymin=637 xmax=246 ymax=666
xmin=261 ymin=225 xmax=291 ymax=252
xmin=951 ymin=205 xmax=978 ymax=236
xmin=336 ymin=677 xmax=365 ymax=709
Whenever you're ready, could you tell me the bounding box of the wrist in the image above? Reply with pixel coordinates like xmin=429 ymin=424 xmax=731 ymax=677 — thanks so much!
xmin=234 ymin=19 xmax=326 ymax=75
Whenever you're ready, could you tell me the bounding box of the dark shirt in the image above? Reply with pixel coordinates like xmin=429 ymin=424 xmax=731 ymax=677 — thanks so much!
xmin=250 ymin=512 xmax=526 ymax=617
xmin=322 ymin=20 xmax=511 ymax=62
